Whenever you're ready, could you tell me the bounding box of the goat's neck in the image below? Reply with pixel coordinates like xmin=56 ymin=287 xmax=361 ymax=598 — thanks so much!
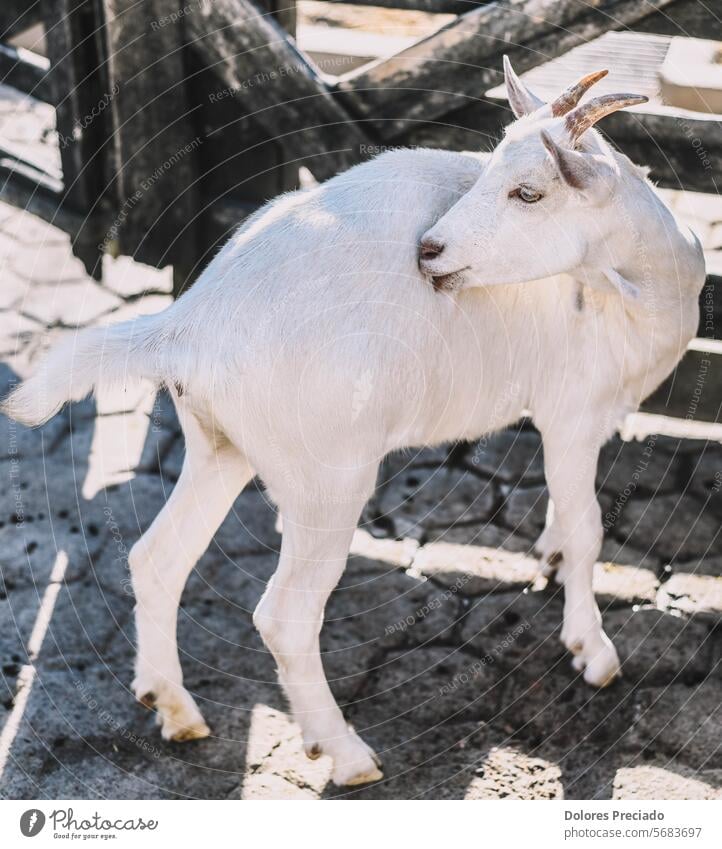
xmin=575 ymin=170 xmax=704 ymax=316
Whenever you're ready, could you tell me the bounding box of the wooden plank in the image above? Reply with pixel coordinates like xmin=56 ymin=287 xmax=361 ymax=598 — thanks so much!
xmin=635 ymin=0 xmax=720 ymax=39
xmin=0 ymin=42 xmax=52 ymax=102
xmin=603 ymin=106 xmax=722 ymax=195
xmin=642 ymin=344 xmax=722 ymax=423
xmin=104 ymin=0 xmax=202 ymax=293
xmin=325 ymin=0 xmax=489 ymax=14
xmin=400 ymin=98 xmax=722 ymax=193
xmin=337 ymin=0 xmax=680 ymax=140
xmin=185 ymin=0 xmax=369 ymax=180
xmin=0 ymin=154 xmax=84 ymax=239
xmin=0 ymin=0 xmax=43 ymax=41
xmin=42 ymin=0 xmax=111 ymax=278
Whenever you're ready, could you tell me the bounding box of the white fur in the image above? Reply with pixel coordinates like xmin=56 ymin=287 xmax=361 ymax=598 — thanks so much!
xmin=2 ymin=80 xmax=705 ymax=785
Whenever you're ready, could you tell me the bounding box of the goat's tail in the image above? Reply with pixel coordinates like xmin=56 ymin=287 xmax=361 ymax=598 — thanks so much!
xmin=1 ymin=313 xmax=169 ymax=427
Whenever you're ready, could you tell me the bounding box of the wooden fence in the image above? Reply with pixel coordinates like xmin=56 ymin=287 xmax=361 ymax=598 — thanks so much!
xmin=0 ymin=0 xmax=720 ymax=308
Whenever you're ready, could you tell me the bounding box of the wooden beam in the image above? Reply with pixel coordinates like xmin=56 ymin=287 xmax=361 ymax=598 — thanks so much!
xmin=635 ymin=0 xmax=721 ymax=39
xmin=185 ymin=0 xmax=370 ymax=180
xmin=104 ymin=0 xmax=202 ymax=292
xmin=0 ymin=42 xmax=51 ymax=102
xmin=0 ymin=151 xmax=84 ymax=239
xmin=0 ymin=0 xmax=43 ymax=41
xmin=325 ymin=0 xmax=489 ymax=14
xmin=400 ymin=98 xmax=722 ymax=193
xmin=337 ymin=0 xmax=680 ymax=141
xmin=603 ymin=106 xmax=722 ymax=195
xmin=42 ymin=0 xmax=112 ymax=278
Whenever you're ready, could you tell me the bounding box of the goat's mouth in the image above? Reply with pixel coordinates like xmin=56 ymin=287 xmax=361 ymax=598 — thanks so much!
xmin=430 ymin=268 xmax=469 ymax=292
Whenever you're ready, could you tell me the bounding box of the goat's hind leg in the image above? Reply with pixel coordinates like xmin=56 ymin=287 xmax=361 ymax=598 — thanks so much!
xmin=254 ymin=475 xmax=382 ymax=786
xmin=130 ymin=406 xmax=253 ymax=741
xmin=534 ymin=500 xmax=567 ymax=581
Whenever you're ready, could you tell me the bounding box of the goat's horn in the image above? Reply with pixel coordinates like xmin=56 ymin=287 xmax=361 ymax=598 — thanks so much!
xmin=566 ymin=92 xmax=649 ymax=139
xmin=503 ymin=54 xmax=545 ymax=117
xmin=550 ymin=69 xmax=608 ymax=116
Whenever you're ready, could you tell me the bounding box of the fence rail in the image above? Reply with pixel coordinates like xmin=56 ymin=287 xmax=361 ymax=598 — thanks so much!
xmin=0 ymin=0 xmax=719 ymax=300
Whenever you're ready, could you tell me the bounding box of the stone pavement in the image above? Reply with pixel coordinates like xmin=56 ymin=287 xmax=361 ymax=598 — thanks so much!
xmin=0 ymin=194 xmax=720 ymax=801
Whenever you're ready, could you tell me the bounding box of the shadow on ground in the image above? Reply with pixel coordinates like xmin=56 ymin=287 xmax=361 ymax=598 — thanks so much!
xmin=1 ymin=372 xmax=720 ymax=799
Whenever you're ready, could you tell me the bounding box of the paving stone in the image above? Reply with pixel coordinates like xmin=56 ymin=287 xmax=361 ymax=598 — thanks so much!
xmin=101 ymin=254 xmax=173 ymax=298
xmin=684 ymin=445 xmax=722 ymax=514
xmin=614 ymin=492 xmax=719 ymax=560
xmin=242 ymin=707 xmax=330 ymax=796
xmin=501 ymin=483 xmax=547 ymax=539
xmin=593 ymin=561 xmax=659 ymax=607
xmin=411 ymin=542 xmax=539 ymax=595
xmin=597 ymin=436 xmax=682 ymax=496
xmin=159 ymin=433 xmax=185 ymax=480
xmin=348 ymin=528 xmax=418 ymax=568
xmin=464 ymin=745 xmax=563 ymax=799
xmin=0 ymin=401 xmax=69 ymax=463
xmin=626 ymin=681 xmax=722 ymax=770
xmin=0 ymin=202 xmax=67 ymax=247
xmin=460 ymin=590 xmax=565 ymax=670
xmin=672 ymin=556 xmax=722 ymax=578
xmin=425 ymin=521 xmax=533 ymax=552
xmin=0 ymin=454 xmax=111 ymax=591
xmin=0 ymin=267 xmax=31 ymax=309
xmin=604 ymin=608 xmax=712 ymax=686
xmin=327 ymin=722 xmax=493 ymax=800
xmin=212 ymin=484 xmax=282 ymax=558
xmin=323 ymin=563 xmax=460 ymax=701
xmin=357 ymin=645 xmax=503 ymax=730
xmin=240 ymin=773 xmax=317 ymax=799
xmin=657 ymin=573 xmax=722 ymax=622
xmin=598 ymin=536 xmax=661 ymax=572
xmin=612 ymin=764 xmax=722 ymax=800
xmin=464 ymin=428 xmax=545 ymax=484
xmin=11 ymin=245 xmax=88 ymax=287
xmin=376 ymin=465 xmax=496 ymax=540
xmin=0 ymin=310 xmax=43 ymax=354
xmin=19 ymin=281 xmax=121 ymax=326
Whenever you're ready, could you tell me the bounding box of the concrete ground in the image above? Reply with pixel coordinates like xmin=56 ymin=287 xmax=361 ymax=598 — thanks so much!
xmin=0 ymin=82 xmax=721 ymax=801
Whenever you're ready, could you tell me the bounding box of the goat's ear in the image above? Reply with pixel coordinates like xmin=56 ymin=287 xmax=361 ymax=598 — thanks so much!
xmin=540 ymin=131 xmax=596 ymax=189
xmin=603 ymin=268 xmax=641 ymax=300
xmin=503 ymin=55 xmax=545 ymax=118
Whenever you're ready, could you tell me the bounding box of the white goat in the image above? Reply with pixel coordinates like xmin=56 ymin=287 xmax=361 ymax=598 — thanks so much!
xmin=3 ymin=59 xmax=705 ymax=786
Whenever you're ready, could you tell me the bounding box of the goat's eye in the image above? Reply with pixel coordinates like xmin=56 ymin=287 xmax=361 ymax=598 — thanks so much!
xmin=511 ymin=186 xmax=543 ymax=204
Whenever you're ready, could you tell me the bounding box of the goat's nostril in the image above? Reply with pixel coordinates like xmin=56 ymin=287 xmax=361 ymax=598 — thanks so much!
xmin=419 ymin=239 xmax=445 ymax=262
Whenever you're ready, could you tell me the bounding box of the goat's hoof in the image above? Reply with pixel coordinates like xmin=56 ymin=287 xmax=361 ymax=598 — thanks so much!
xmin=138 ymin=691 xmax=156 ymax=709
xmin=567 ymin=634 xmax=621 ymax=688
xmin=329 ymin=731 xmax=383 ymax=786
xmin=344 ymin=766 xmax=384 ymax=787
xmin=305 ymin=742 xmax=322 ymax=760
xmin=583 ymin=650 xmax=621 ymax=689
xmin=169 ymin=721 xmax=211 ymax=743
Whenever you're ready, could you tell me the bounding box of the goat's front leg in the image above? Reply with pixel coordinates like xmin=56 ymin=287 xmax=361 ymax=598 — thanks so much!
xmin=541 ymin=428 xmax=620 ymax=687
xmin=253 ymin=488 xmax=382 ymax=787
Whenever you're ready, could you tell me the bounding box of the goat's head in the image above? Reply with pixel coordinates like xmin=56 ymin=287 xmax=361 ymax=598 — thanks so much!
xmin=419 ymin=58 xmax=648 ymax=295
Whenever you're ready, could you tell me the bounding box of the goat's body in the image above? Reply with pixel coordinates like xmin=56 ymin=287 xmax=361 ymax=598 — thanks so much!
xmin=108 ymin=148 xmax=697 ymax=502
xmin=3 ymin=141 xmax=704 ymax=786
xmin=129 ymin=153 xmax=696 ymax=524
